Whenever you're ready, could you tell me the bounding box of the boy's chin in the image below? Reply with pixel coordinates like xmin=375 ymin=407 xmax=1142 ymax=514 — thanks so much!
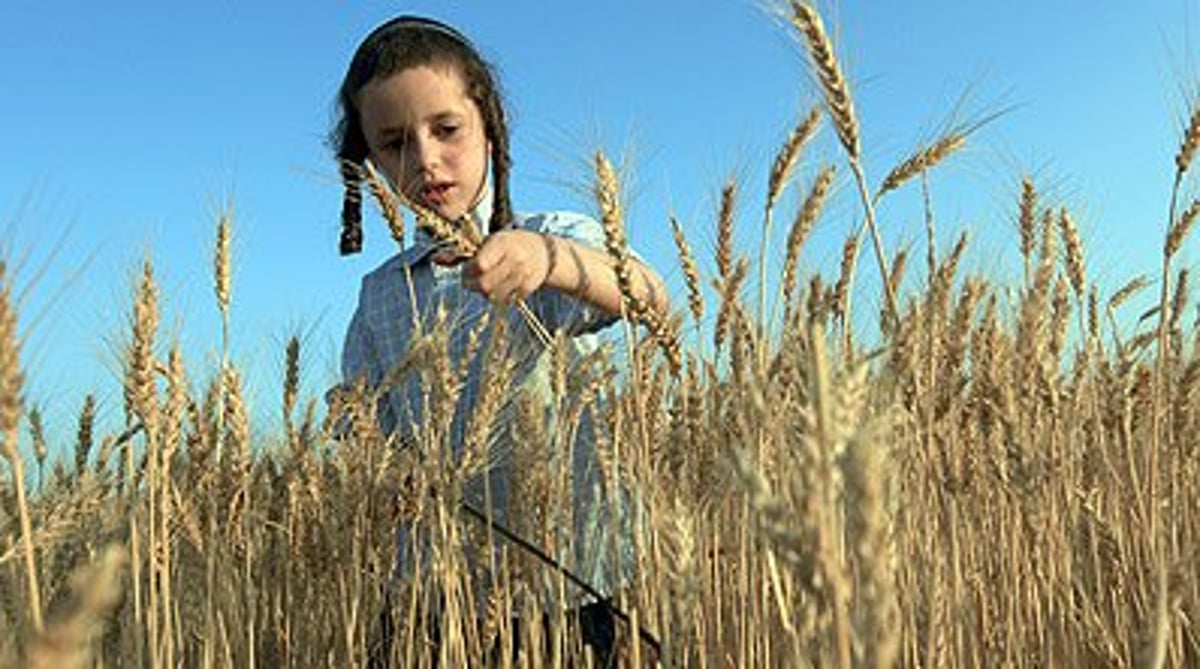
xmin=438 ymin=206 xmax=471 ymax=222
xmin=416 ymin=201 xmax=464 ymax=221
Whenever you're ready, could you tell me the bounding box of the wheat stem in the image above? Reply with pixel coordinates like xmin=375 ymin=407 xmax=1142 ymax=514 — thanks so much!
xmin=1 ymin=263 xmax=42 ymax=633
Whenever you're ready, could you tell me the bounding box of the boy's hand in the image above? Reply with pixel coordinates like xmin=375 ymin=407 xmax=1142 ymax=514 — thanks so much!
xmin=462 ymin=230 xmax=554 ymax=303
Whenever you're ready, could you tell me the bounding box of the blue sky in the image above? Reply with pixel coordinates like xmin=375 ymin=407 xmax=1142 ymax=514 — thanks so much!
xmin=2 ymin=1 xmax=1198 ymax=447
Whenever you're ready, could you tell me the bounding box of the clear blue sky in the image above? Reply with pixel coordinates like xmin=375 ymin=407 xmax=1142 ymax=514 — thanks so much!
xmin=2 ymin=1 xmax=1197 ymax=447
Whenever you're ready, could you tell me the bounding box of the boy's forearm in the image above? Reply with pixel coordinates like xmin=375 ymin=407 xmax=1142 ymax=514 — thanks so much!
xmin=541 ymin=234 xmax=668 ymax=318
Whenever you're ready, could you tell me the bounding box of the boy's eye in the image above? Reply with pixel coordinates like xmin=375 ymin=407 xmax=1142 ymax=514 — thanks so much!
xmin=385 ymin=136 xmax=407 ymax=152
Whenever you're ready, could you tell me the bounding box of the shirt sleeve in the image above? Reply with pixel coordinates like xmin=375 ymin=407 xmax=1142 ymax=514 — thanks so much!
xmin=341 ymin=300 xmax=376 ymax=387
xmin=335 ymin=282 xmax=399 ymax=431
xmin=522 ymin=211 xmax=629 ymax=336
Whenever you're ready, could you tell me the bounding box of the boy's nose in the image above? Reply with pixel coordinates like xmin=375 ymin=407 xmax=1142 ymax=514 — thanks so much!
xmin=409 ymin=136 xmax=439 ymax=173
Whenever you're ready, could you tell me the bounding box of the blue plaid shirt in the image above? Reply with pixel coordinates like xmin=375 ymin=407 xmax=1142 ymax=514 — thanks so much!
xmin=341 ymin=207 xmax=619 ymax=432
xmin=341 ymin=196 xmax=637 ymax=603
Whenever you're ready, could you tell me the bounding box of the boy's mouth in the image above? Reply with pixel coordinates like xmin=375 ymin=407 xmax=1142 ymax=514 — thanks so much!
xmin=420 ymin=182 xmax=452 ymax=206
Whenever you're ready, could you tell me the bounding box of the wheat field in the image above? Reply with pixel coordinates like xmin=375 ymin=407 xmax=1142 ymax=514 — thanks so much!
xmin=4 ymin=2 xmax=1200 ymax=667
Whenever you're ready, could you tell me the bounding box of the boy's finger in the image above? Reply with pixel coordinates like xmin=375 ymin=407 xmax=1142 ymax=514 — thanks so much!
xmin=488 ymin=266 xmax=521 ymax=303
xmin=432 ymin=250 xmax=468 ymax=266
xmin=462 ymin=257 xmax=481 ymax=277
xmin=472 ymin=238 xmax=506 ymax=273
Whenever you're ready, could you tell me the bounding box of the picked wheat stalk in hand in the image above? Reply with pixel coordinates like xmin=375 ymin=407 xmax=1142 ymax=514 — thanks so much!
xmin=355 ymin=159 xmax=554 ymax=347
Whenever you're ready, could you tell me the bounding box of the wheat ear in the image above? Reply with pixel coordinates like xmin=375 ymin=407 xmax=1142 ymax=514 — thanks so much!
xmin=126 ymin=259 xmax=160 ymax=436
xmin=876 ymin=132 xmax=967 ymax=201
xmin=884 ymin=244 xmax=911 ymax=326
xmin=1109 ymin=275 xmax=1150 ymax=313
xmin=788 ymin=2 xmax=858 ymax=158
xmin=282 ymin=335 xmax=299 ymax=443
xmin=1058 ymin=208 xmax=1090 ymax=343
xmin=1176 ymin=100 xmax=1200 ymax=179
xmin=214 ymin=207 xmax=231 ymax=317
xmin=361 ymin=160 xmax=405 ymax=246
xmin=361 ymin=159 xmax=478 ymax=256
xmin=669 ymin=214 xmax=705 ymax=328
xmin=74 ymin=394 xmax=95 ymax=475
xmin=767 ymin=106 xmax=823 ymax=208
xmin=716 ymin=179 xmax=737 ymax=283
xmin=1166 ymin=197 xmax=1200 ymax=260
xmin=27 ymin=407 xmax=45 ymax=489
xmin=1018 ymin=176 xmax=1038 ymax=285
xmin=595 ymin=151 xmax=682 ymax=373
xmin=781 ymin=165 xmax=836 ymax=319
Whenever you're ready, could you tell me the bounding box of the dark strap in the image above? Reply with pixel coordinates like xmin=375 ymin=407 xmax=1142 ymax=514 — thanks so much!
xmin=460 ymin=501 xmax=663 ymax=658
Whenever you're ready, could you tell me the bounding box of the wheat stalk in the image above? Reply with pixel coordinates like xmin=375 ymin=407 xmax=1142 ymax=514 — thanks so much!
xmin=596 ymin=153 xmax=650 ymax=325
xmin=789 ymin=1 xmax=898 ymax=330
xmin=224 ymin=365 xmax=250 ymax=479
xmin=1086 ymin=284 xmax=1100 ymax=345
xmin=1050 ymin=275 xmax=1071 ymax=361
xmin=0 ymin=262 xmax=42 ymax=633
xmin=123 ymin=258 xmax=163 ymax=666
xmin=887 ymin=245 xmax=910 ymax=306
xmin=930 ymin=231 xmax=968 ymax=317
xmin=27 ymin=546 xmax=127 ymax=669
xmin=1155 ymin=197 xmax=1200 ymax=533
xmin=881 ymin=244 xmax=911 ymax=329
xmin=459 ymin=318 xmax=513 ymax=478
xmin=762 ymin=107 xmax=824 ymax=354
xmin=844 ymin=421 xmax=898 ymax=669
xmin=158 ymin=345 xmax=185 ymax=669
xmin=205 ymin=219 xmax=230 ymax=664
xmin=1154 ymin=93 xmax=1200 ymax=521
xmin=357 ymin=159 xmax=552 ymax=347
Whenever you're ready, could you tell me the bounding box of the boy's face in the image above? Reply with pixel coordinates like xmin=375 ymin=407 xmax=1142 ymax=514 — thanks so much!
xmin=359 ymin=64 xmax=489 ymax=223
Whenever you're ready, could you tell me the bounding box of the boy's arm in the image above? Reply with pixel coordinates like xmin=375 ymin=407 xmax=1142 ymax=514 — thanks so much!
xmin=541 ymin=232 xmax=668 ymax=318
xmin=461 ymin=228 xmax=668 ymax=319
